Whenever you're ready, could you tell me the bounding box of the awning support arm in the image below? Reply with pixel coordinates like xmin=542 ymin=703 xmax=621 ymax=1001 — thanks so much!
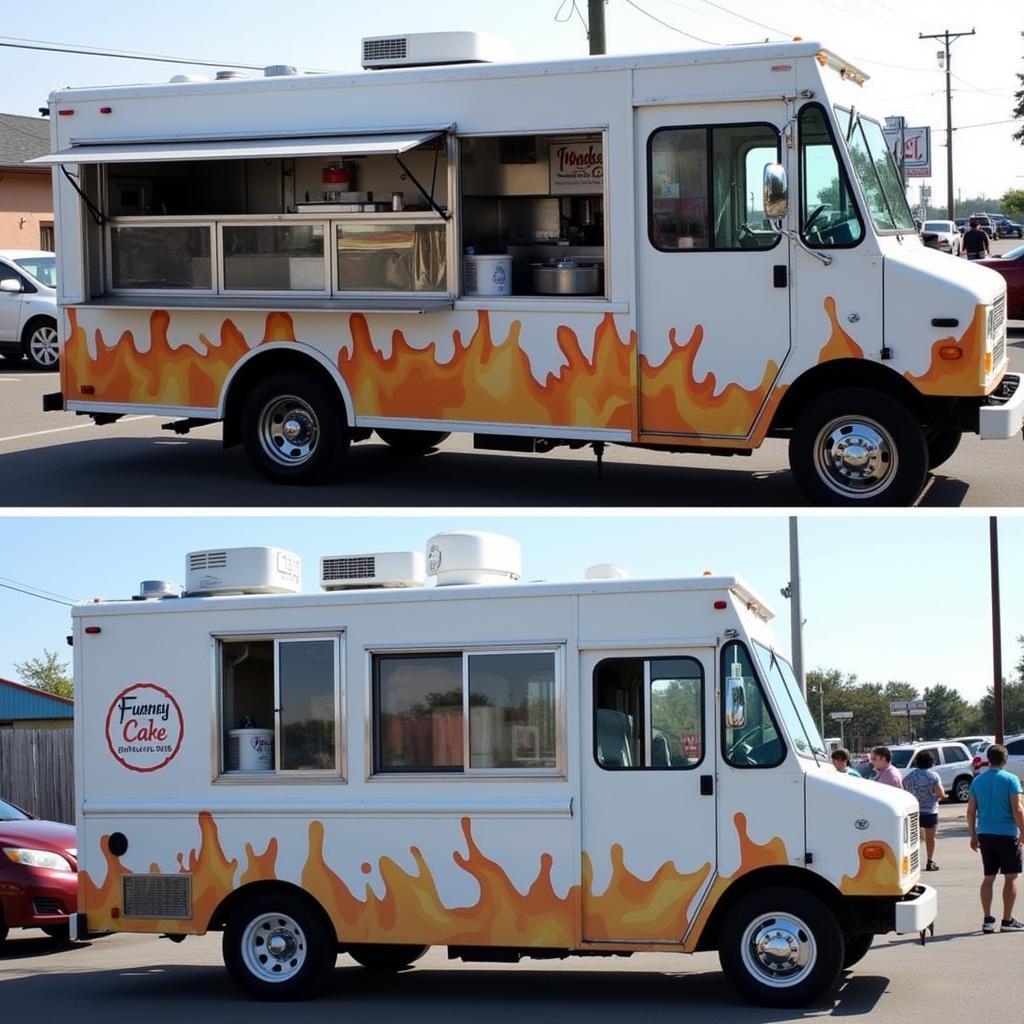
xmin=60 ymin=165 xmax=106 ymax=227
xmin=394 ymin=154 xmax=450 ymax=221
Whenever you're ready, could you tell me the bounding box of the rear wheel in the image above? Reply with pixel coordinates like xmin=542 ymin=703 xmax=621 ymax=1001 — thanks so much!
xmin=1 ymin=350 xmax=24 ymax=364
xmin=953 ymin=775 xmax=973 ymax=803
xmin=376 ymin=429 xmax=450 ymax=455
xmin=718 ymin=885 xmax=843 ymax=1007
xmin=241 ymin=372 xmax=349 ymax=484
xmin=24 ymin=318 xmax=60 ymax=371
xmin=924 ymin=427 xmax=962 ymax=470
xmin=842 ymin=932 xmax=873 ymax=968
xmin=223 ymin=891 xmax=336 ymax=1000
xmin=346 ymin=943 xmax=429 ymax=971
xmin=789 ymin=388 xmax=928 ymax=506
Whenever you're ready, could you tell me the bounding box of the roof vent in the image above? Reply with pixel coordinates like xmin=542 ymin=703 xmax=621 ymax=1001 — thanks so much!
xmin=215 ymin=70 xmax=248 ymax=81
xmin=136 ymin=580 xmax=182 ymax=601
xmin=264 ymin=64 xmax=298 ymax=77
xmin=361 ymin=31 xmax=508 ymax=70
xmin=426 ymin=531 xmax=521 ymax=587
xmin=585 ymin=564 xmax=630 ymax=580
xmin=169 ymin=74 xmax=210 ymax=83
xmin=185 ymin=547 xmax=301 ymax=596
xmin=320 ymin=551 xmax=425 ymax=590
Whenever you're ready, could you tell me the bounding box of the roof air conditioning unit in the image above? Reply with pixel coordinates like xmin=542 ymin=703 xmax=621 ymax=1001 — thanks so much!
xmin=320 ymin=551 xmax=425 ymax=590
xmin=585 ymin=564 xmax=630 ymax=580
xmin=426 ymin=531 xmax=521 ymax=587
xmin=361 ymin=31 xmax=508 ymax=70
xmin=185 ymin=547 xmax=301 ymax=596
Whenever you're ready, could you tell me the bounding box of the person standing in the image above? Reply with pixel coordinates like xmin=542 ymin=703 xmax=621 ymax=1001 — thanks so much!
xmin=963 ymin=217 xmax=991 ymax=260
xmin=967 ymin=743 xmax=1024 ymax=933
xmin=903 ymin=749 xmax=945 ymax=871
xmin=831 ymin=748 xmax=861 ymax=776
xmin=870 ymin=746 xmax=904 ymax=788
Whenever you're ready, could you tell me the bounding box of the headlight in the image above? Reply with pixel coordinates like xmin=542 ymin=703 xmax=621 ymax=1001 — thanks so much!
xmin=2 ymin=847 xmax=74 ymax=872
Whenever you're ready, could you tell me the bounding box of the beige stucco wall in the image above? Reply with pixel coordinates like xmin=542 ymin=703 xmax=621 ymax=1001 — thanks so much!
xmin=0 ymin=170 xmax=54 ymax=249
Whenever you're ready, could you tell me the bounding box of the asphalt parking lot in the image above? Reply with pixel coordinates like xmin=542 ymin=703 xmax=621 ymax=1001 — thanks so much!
xmin=0 ymin=803 xmax=1018 ymax=1024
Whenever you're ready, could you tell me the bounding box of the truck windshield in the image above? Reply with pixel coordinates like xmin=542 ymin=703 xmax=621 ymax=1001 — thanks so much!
xmin=753 ymin=642 xmax=828 ymax=760
xmin=834 ymin=108 xmax=915 ymax=234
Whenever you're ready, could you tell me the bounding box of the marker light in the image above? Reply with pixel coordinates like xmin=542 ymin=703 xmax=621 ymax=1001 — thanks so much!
xmin=714 ymin=600 xmax=728 ymax=610
xmin=938 ymin=346 xmax=962 ymax=361
xmin=862 ymin=844 xmax=886 ymax=860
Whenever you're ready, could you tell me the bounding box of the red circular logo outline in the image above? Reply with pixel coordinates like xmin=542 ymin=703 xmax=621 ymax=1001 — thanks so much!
xmin=105 ymin=682 xmax=184 ymax=773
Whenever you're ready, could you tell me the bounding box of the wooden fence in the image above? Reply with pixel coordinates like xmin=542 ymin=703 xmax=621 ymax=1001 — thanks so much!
xmin=0 ymin=729 xmax=74 ymax=823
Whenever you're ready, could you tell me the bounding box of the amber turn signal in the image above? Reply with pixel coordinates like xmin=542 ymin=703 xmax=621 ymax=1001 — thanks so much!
xmin=938 ymin=346 xmax=962 ymax=361
xmin=863 ymin=844 xmax=886 ymax=860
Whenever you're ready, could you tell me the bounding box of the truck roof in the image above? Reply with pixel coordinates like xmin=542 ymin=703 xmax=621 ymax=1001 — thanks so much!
xmin=72 ymin=573 xmax=774 ymax=621
xmin=48 ymin=40 xmax=864 ymax=104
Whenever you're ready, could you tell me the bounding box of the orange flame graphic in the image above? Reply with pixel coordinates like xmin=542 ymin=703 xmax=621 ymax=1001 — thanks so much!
xmin=819 ymin=297 xmax=865 ymax=362
xmin=338 ymin=312 xmax=635 ymax=430
xmin=639 ymin=325 xmax=780 ymax=438
xmin=904 ymin=304 xmax=988 ymax=396
xmin=839 ymin=841 xmax=901 ymax=896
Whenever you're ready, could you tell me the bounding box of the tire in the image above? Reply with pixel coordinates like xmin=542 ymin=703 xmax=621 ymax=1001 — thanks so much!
xmin=789 ymin=388 xmax=928 ymax=506
xmin=223 ymin=891 xmax=336 ymax=1001
xmin=1 ymin=350 xmax=24 ymax=364
xmin=241 ymin=372 xmax=349 ymax=484
xmin=24 ymin=318 xmax=60 ymax=371
xmin=346 ymin=943 xmax=429 ymax=971
xmin=842 ymin=932 xmax=873 ymax=969
xmin=924 ymin=427 xmax=962 ymax=470
xmin=953 ymin=775 xmax=973 ymax=803
xmin=41 ymin=923 xmax=71 ymax=941
xmin=717 ymin=885 xmax=843 ymax=1007
xmin=376 ymin=429 xmax=450 ymax=455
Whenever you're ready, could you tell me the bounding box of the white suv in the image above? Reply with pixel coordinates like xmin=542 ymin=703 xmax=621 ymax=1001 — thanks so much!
xmin=973 ymin=734 xmax=1024 ymax=784
xmin=889 ymin=741 xmax=975 ymax=802
xmin=0 ymin=250 xmax=59 ymax=371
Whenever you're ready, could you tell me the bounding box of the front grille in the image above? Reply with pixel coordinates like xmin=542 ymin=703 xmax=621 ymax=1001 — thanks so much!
xmin=908 ymin=811 xmax=920 ymax=848
xmin=122 ymin=874 xmax=192 ymax=919
xmin=322 ymin=555 xmax=375 ymax=581
xmin=32 ymin=897 xmax=66 ymax=916
xmin=363 ymin=37 xmax=407 ymax=63
xmin=910 ymin=849 xmax=920 ymax=873
xmin=991 ymin=295 xmax=1007 ymax=369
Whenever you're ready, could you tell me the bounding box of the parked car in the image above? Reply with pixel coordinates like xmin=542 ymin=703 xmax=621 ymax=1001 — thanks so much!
xmin=954 ymin=734 xmax=994 ymax=749
xmin=971 ymin=733 xmax=1024 ymax=783
xmin=888 ymin=741 xmax=975 ymax=802
xmin=978 ymin=244 xmax=1024 ymax=322
xmin=0 ymin=250 xmax=59 ymax=371
xmin=0 ymin=796 xmax=77 ymax=946
xmin=970 ymin=213 xmax=997 ymax=239
xmin=990 ymin=213 xmax=1024 ymax=239
xmin=922 ymin=220 xmax=961 ymax=255
xmin=955 ymin=217 xmax=969 ymax=234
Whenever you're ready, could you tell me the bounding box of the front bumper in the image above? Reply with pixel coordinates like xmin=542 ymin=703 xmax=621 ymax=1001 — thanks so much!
xmin=894 ymin=883 xmax=938 ymax=933
xmin=0 ymin=869 xmax=77 ymax=928
xmin=979 ymin=373 xmax=1024 ymax=440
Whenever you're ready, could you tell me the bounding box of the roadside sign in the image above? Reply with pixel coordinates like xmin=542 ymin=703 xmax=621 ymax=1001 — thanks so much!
xmin=883 ymin=126 xmax=931 ymax=178
xmin=890 ymin=699 xmax=926 ymax=714
xmin=829 ymin=711 xmax=853 ymax=720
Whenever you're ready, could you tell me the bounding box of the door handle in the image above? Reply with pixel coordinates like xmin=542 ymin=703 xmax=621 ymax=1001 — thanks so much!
xmin=700 ymin=774 xmax=714 ymax=796
xmin=773 ymin=265 xmax=788 ymax=288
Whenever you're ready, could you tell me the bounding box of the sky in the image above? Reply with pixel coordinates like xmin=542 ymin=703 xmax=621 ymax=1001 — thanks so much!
xmin=1 ymin=513 xmax=1022 ymax=705
xmin=0 ymin=0 xmax=1021 ymax=204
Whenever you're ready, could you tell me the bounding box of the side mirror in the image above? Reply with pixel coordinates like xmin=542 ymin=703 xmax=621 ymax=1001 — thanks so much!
xmin=763 ymin=163 xmax=788 ymax=221
xmin=0 ymin=278 xmax=23 ymax=294
xmin=725 ymin=676 xmax=747 ymax=728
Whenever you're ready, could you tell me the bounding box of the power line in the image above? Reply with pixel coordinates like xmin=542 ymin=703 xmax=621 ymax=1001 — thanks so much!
xmin=622 ymin=0 xmax=720 ymax=45
xmin=692 ymin=0 xmax=791 ymax=37
xmin=0 ymin=577 xmax=77 ymax=607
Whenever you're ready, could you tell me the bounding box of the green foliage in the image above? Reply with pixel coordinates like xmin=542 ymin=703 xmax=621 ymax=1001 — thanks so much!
xmin=14 ymin=650 xmax=72 ymax=700
xmin=1002 ymin=190 xmax=1024 ymax=220
xmin=1013 ymin=70 xmax=1024 ymax=145
xmin=921 ymin=684 xmax=972 ymax=739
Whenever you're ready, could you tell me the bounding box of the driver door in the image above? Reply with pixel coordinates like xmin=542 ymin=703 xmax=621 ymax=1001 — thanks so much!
xmin=636 ymin=102 xmax=791 ymax=439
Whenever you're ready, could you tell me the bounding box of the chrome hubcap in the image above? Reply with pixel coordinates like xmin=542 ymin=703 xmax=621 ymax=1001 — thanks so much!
xmin=29 ymin=326 xmax=59 ymax=367
xmin=741 ymin=912 xmax=817 ymax=988
xmin=258 ymin=395 xmax=319 ymax=466
xmin=814 ymin=416 xmax=896 ymax=498
xmin=241 ymin=912 xmax=307 ymax=983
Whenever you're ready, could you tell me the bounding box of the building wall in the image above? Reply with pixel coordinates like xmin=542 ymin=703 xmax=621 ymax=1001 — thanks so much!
xmin=0 ymin=170 xmax=54 ymax=249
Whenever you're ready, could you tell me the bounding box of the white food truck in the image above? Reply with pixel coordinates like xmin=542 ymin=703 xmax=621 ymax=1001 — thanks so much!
xmin=71 ymin=533 xmax=936 ymax=1007
xmin=35 ymin=32 xmax=1022 ymax=505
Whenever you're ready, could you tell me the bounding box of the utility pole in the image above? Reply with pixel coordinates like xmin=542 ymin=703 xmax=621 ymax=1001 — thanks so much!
xmin=588 ymin=0 xmax=607 ymax=55
xmin=788 ymin=517 xmax=805 ymax=697
xmin=990 ymin=517 xmax=1004 ymax=744
xmin=919 ymin=28 xmax=975 ymax=220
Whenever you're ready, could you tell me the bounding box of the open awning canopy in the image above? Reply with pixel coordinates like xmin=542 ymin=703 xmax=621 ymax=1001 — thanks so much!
xmin=30 ymin=129 xmax=446 ymax=165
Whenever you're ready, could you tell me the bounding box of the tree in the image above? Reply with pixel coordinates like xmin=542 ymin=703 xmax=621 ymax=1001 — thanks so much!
xmin=921 ymin=684 xmax=971 ymax=739
xmin=1002 ymin=190 xmax=1024 ymax=221
xmin=15 ymin=649 xmax=73 ymax=700
xmin=1013 ymin=64 xmax=1024 ymax=145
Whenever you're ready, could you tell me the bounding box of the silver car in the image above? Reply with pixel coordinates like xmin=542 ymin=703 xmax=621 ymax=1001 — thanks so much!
xmin=0 ymin=250 xmax=59 ymax=371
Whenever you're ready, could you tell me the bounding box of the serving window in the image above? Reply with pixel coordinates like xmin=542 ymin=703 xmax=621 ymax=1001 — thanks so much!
xmin=373 ymin=648 xmax=561 ymax=775
xmin=217 ymin=635 xmax=342 ymax=777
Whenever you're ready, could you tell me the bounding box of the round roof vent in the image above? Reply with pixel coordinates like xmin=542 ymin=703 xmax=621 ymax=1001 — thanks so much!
xmin=426 ymin=531 xmax=521 ymax=587
xmin=216 ymin=69 xmax=248 ymax=80
xmin=137 ymin=580 xmax=182 ymax=600
xmin=264 ymin=65 xmax=298 ymax=77
xmin=584 ymin=563 xmax=629 ymax=580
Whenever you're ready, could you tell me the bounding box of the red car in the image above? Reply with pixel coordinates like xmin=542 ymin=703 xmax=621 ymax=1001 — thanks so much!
xmin=979 ymin=244 xmax=1024 ymax=322
xmin=0 ymin=796 xmax=77 ymax=944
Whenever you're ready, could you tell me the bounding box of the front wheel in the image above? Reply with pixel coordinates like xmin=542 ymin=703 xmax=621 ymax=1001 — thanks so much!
xmin=346 ymin=943 xmax=429 ymax=971
xmin=241 ymin=372 xmax=349 ymax=484
xmin=789 ymin=388 xmax=928 ymax=506
xmin=842 ymin=932 xmax=873 ymax=968
xmin=952 ymin=775 xmax=973 ymax=803
xmin=718 ymin=885 xmax=843 ymax=1007
xmin=376 ymin=429 xmax=450 ymax=455
xmin=25 ymin=319 xmax=60 ymax=371
xmin=924 ymin=427 xmax=962 ymax=470
xmin=223 ymin=892 xmax=336 ymax=1000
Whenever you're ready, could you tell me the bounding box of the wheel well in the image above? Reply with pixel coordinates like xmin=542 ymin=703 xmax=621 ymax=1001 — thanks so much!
xmin=209 ymin=880 xmax=338 ymax=942
xmin=221 ymin=349 xmax=349 ymax=449
xmin=694 ymin=867 xmax=842 ymax=952
xmin=770 ymin=360 xmax=927 ymax=433
xmin=20 ymin=313 xmax=58 ymax=347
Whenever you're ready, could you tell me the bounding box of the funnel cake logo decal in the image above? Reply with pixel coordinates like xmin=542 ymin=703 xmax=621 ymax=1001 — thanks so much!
xmin=104 ymin=683 xmax=184 ymax=773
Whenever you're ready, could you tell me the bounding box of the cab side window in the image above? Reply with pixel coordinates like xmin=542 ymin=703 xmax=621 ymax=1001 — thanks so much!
xmin=594 ymin=657 xmax=704 ymax=769
xmin=721 ymin=642 xmax=784 ymax=768
xmin=797 ymin=104 xmax=864 ymax=248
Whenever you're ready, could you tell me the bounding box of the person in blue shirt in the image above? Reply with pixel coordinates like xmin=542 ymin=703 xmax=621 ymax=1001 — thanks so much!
xmin=967 ymin=743 xmax=1024 ymax=933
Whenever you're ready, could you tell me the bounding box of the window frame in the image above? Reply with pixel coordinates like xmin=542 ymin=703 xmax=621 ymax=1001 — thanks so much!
xmin=592 ymin=654 xmax=706 ymax=772
xmin=720 ymin=640 xmax=786 ymax=770
xmin=796 ymin=102 xmax=865 ymax=250
xmin=646 ymin=120 xmax=782 ymax=254
xmin=214 ymin=631 xmax=344 ymax=782
xmin=107 ymin=217 xmax=218 ymax=296
xmin=219 ymin=220 xmax=331 ymax=298
xmin=370 ymin=644 xmax=565 ymax=779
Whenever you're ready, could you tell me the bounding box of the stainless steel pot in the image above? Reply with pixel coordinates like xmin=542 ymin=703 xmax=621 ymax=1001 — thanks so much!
xmin=531 ymin=259 xmax=602 ymax=295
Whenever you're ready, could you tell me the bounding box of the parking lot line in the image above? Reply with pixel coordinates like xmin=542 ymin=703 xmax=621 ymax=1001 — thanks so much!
xmin=0 ymin=416 xmax=150 ymax=444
